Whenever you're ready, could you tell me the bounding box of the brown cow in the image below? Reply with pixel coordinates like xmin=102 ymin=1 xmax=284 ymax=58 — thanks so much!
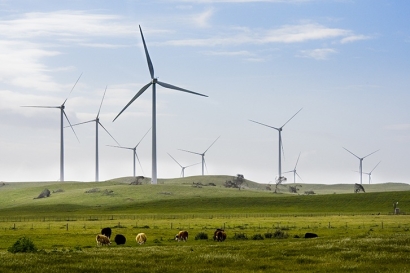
xmin=175 ymin=230 xmax=189 ymax=242
xmin=213 ymin=229 xmax=226 ymax=242
xmin=96 ymin=234 xmax=111 ymax=246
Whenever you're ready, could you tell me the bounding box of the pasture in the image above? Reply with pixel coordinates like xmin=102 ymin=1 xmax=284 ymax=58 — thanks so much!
xmin=0 ymin=176 xmax=409 ymax=272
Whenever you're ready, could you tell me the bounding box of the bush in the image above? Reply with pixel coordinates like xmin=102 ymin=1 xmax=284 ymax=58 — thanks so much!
xmin=233 ymin=233 xmax=248 ymax=240
xmin=195 ymin=232 xmax=208 ymax=240
xmin=264 ymin=232 xmax=273 ymax=239
xmin=251 ymin=234 xmax=264 ymax=240
xmin=273 ymin=229 xmax=289 ymax=239
xmin=8 ymin=237 xmax=37 ymax=253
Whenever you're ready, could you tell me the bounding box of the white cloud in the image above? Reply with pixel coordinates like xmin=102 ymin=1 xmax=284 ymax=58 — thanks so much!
xmin=341 ymin=34 xmax=372 ymax=44
xmin=298 ymin=48 xmax=337 ymax=60
xmin=192 ymin=8 xmax=215 ymax=27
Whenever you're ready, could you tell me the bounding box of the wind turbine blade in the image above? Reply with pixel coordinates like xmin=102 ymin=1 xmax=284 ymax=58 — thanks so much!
xmin=135 ymin=151 xmax=144 ymax=175
xmin=343 ymin=147 xmax=360 ymax=159
xmin=204 ymin=158 xmax=209 ymax=174
xmin=113 ymin=82 xmax=152 ymax=121
xmin=363 ymin=149 xmax=380 ymax=159
xmin=295 ymin=152 xmax=301 ymax=169
xmin=178 ymin=149 xmax=202 ymax=156
xmin=106 ymin=145 xmax=133 ymax=150
xmin=139 ymin=25 xmax=155 ymax=79
xmin=63 ymin=73 xmax=82 ymax=105
xmin=135 ymin=128 xmax=151 ymax=148
xmin=157 ymin=81 xmax=208 ymax=97
xmin=167 ymin=153 xmax=182 ymax=168
xmin=186 ymin=162 xmax=201 ymax=168
xmin=64 ymin=119 xmax=94 ymax=128
xmin=249 ymin=120 xmax=279 ymax=130
xmin=281 ymin=138 xmax=285 ymax=161
xmin=99 ymin=122 xmax=120 ymax=146
xmin=370 ymin=161 xmax=381 ymax=173
xmin=97 ymin=86 xmax=108 ymax=118
xmin=296 ymin=172 xmax=304 ymax=182
xmin=204 ymin=136 xmax=220 ymax=153
xmin=283 ymin=170 xmax=293 ymax=174
xmin=281 ymin=108 xmax=303 ymax=128
xmin=63 ymin=110 xmax=80 ymax=142
xmin=21 ymin=106 xmax=60 ymax=109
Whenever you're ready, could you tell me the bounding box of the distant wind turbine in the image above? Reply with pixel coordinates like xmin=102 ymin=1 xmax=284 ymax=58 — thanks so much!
xmin=284 ymin=152 xmax=303 ymax=183
xmin=68 ymin=86 xmax=120 ymax=182
xmin=21 ymin=74 xmax=82 ymax=182
xmin=113 ymin=25 xmax=208 ymax=184
xmin=179 ymin=136 xmax=220 ymax=176
xmin=343 ymin=147 xmax=379 ymax=184
xmin=167 ymin=153 xmax=200 ymax=178
xmin=107 ymin=128 xmax=150 ymax=177
xmin=359 ymin=161 xmax=381 ymax=184
xmin=250 ymin=108 xmax=303 ymax=183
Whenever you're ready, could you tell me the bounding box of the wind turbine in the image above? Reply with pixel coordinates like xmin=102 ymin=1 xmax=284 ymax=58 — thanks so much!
xmin=113 ymin=25 xmax=208 ymax=184
xmin=22 ymin=74 xmax=82 ymax=182
xmin=107 ymin=128 xmax=150 ymax=177
xmin=361 ymin=161 xmax=381 ymax=184
xmin=343 ymin=147 xmax=379 ymax=184
xmin=250 ymin=108 xmax=302 ymax=183
xmin=68 ymin=87 xmax=120 ymax=182
xmin=179 ymin=136 xmax=220 ymax=176
xmin=284 ymin=152 xmax=303 ymax=183
xmin=167 ymin=153 xmax=200 ymax=178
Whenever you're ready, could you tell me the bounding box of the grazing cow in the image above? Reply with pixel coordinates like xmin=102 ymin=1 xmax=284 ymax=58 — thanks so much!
xmin=96 ymin=234 xmax=111 ymax=246
xmin=304 ymin=232 xmax=318 ymax=239
xmin=175 ymin=230 xmax=189 ymax=242
xmin=136 ymin=233 xmax=147 ymax=245
xmin=213 ymin=229 xmax=226 ymax=242
xmin=114 ymin=234 xmax=126 ymax=245
xmin=101 ymin=227 xmax=112 ymax=239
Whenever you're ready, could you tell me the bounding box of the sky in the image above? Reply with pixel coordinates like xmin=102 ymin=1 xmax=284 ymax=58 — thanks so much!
xmin=0 ymin=0 xmax=409 ymax=184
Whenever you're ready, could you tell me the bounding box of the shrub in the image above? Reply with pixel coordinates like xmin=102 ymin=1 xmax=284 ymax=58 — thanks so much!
xmin=252 ymin=234 xmax=264 ymax=240
xmin=273 ymin=229 xmax=289 ymax=239
xmin=233 ymin=233 xmax=248 ymax=240
xmin=195 ymin=232 xmax=208 ymax=240
xmin=264 ymin=232 xmax=273 ymax=239
xmin=8 ymin=237 xmax=37 ymax=253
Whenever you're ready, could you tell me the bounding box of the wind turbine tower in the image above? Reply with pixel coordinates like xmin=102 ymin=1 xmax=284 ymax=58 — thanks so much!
xmin=113 ymin=25 xmax=208 ymax=184
xmin=343 ymin=147 xmax=379 ymax=184
xmin=250 ymin=108 xmax=302 ymax=183
xmin=69 ymin=87 xmax=120 ymax=182
xmin=179 ymin=136 xmax=220 ymax=176
xmin=22 ymin=74 xmax=82 ymax=182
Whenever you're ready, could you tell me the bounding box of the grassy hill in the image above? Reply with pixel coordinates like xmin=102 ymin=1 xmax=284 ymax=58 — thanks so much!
xmin=0 ymin=175 xmax=409 ymax=217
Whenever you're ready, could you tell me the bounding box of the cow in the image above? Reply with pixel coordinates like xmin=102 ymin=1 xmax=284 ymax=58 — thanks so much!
xmin=96 ymin=234 xmax=111 ymax=246
xmin=101 ymin=227 xmax=112 ymax=239
xmin=114 ymin=234 xmax=126 ymax=245
xmin=304 ymin=232 xmax=318 ymax=239
xmin=213 ymin=229 xmax=226 ymax=242
xmin=136 ymin=233 xmax=147 ymax=245
xmin=175 ymin=230 xmax=189 ymax=242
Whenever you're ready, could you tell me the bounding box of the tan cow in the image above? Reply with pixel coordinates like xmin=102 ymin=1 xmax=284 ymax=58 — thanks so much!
xmin=136 ymin=233 xmax=147 ymax=245
xmin=175 ymin=230 xmax=188 ymax=242
xmin=96 ymin=234 xmax=111 ymax=246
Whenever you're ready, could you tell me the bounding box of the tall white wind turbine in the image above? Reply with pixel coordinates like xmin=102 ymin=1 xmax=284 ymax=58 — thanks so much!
xmin=343 ymin=147 xmax=379 ymax=184
xmin=179 ymin=136 xmax=220 ymax=176
xmin=107 ymin=128 xmax=150 ymax=177
xmin=22 ymin=74 xmax=82 ymax=182
xmin=68 ymin=87 xmax=120 ymax=182
xmin=284 ymin=152 xmax=303 ymax=183
xmin=362 ymin=161 xmax=381 ymax=184
xmin=250 ymin=108 xmax=302 ymax=183
xmin=168 ymin=153 xmax=200 ymax=178
xmin=113 ymin=25 xmax=208 ymax=184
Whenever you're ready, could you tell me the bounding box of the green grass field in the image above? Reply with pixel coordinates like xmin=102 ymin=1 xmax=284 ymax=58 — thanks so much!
xmin=0 ymin=176 xmax=409 ymax=272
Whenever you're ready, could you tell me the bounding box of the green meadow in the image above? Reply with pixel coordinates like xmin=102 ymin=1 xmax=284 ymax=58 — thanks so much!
xmin=0 ymin=176 xmax=409 ymax=272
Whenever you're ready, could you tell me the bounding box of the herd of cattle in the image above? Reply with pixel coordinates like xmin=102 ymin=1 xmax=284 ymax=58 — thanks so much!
xmin=95 ymin=227 xmax=317 ymax=246
xmin=95 ymin=227 xmax=227 ymax=246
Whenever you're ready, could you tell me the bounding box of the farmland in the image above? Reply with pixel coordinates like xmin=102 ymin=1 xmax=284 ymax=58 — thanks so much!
xmin=0 ymin=176 xmax=409 ymax=272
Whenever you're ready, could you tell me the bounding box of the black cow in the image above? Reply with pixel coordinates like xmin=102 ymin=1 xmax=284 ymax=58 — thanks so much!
xmin=101 ymin=227 xmax=112 ymax=239
xmin=304 ymin=232 xmax=318 ymax=238
xmin=213 ymin=229 xmax=226 ymax=242
xmin=114 ymin=234 xmax=126 ymax=245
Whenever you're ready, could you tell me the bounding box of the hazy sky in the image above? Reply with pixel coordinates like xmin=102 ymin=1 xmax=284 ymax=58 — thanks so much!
xmin=1 ymin=0 xmax=409 ymax=184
